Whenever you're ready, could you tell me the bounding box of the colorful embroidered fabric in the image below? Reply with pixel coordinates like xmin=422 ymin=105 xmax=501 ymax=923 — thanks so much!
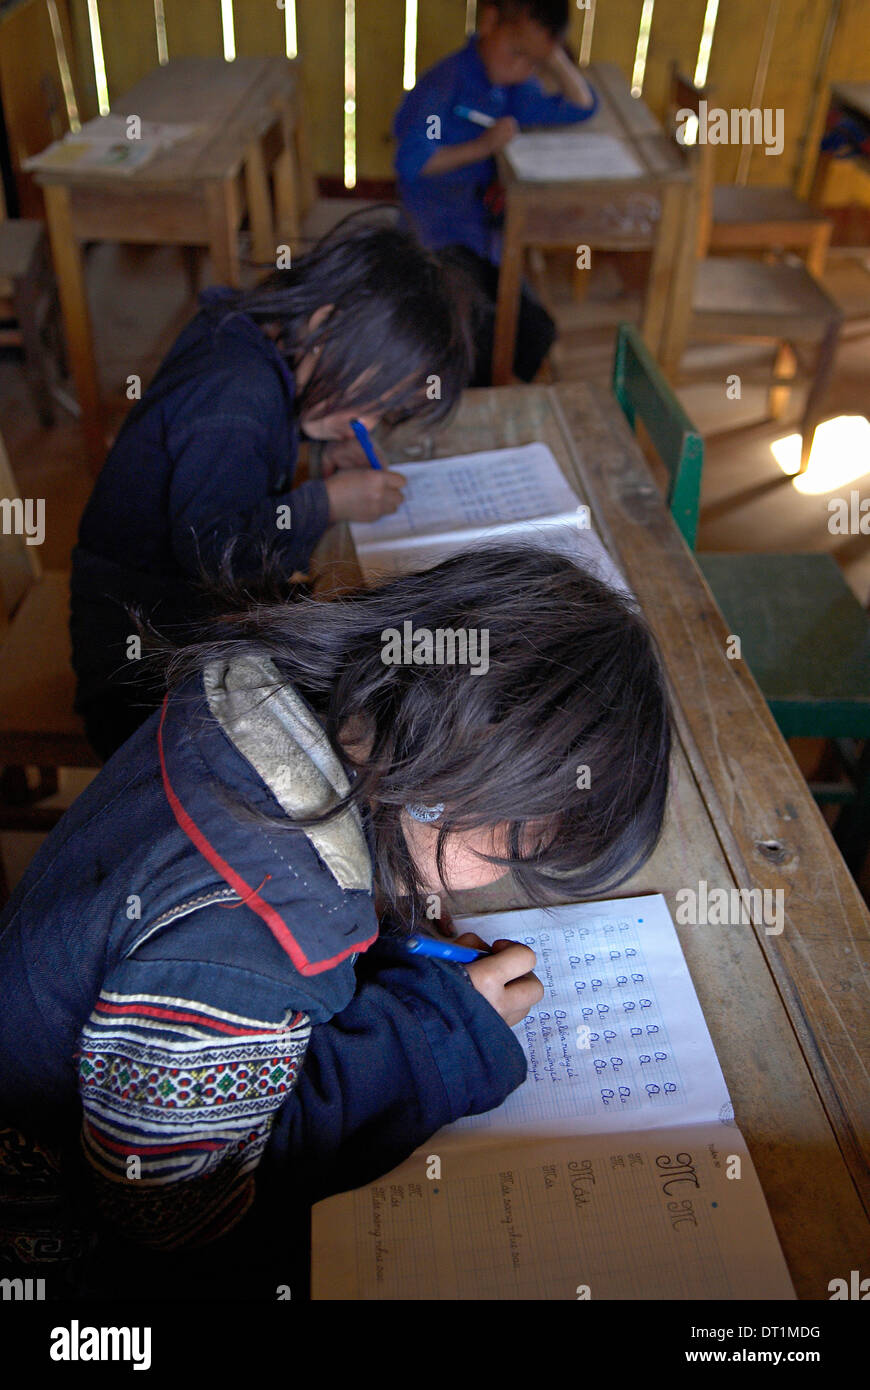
xmin=77 ymin=991 xmax=311 ymax=1249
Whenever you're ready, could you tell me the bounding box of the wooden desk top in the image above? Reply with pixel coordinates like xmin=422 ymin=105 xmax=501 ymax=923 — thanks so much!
xmin=313 ymin=383 xmax=870 ymax=1297
xmin=34 ymin=56 xmax=297 ymax=189
xmin=497 ymin=62 xmax=689 ymax=192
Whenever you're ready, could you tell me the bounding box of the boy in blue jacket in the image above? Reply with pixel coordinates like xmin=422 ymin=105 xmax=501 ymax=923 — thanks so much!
xmin=394 ymin=0 xmax=598 ymax=384
xmin=0 ymin=546 xmax=671 ymax=1300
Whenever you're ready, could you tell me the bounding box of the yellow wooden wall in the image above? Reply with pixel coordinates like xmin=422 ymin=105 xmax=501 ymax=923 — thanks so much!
xmin=15 ymin=0 xmax=870 ymax=202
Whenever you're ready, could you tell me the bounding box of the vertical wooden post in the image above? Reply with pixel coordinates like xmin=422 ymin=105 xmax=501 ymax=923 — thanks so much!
xmin=492 ymin=195 xmax=527 ymax=385
xmin=41 ymin=183 xmax=105 ymax=468
xmin=205 ymin=177 xmax=242 ymax=287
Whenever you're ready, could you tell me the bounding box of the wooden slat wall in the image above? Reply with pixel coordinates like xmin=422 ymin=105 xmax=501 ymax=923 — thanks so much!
xmin=0 ymin=0 xmax=70 ymax=215
xmin=11 ymin=0 xmax=870 ymax=197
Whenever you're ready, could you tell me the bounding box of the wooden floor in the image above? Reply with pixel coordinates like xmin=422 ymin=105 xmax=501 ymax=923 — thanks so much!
xmin=2 ymin=236 xmax=870 ymax=894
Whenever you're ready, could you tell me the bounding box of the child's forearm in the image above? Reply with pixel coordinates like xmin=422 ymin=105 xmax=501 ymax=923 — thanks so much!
xmin=546 ymin=46 xmax=596 ymax=109
xmin=421 ymin=135 xmax=490 ymax=176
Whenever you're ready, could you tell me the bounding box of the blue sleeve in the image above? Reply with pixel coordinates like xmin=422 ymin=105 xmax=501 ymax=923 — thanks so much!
xmin=264 ymin=933 xmax=528 ymax=1201
xmin=394 ymin=68 xmax=456 ymax=182
xmin=165 ymin=371 xmax=330 ymax=578
xmin=509 ymin=75 xmax=598 ymax=127
xmin=76 ymin=937 xmax=314 ymax=1250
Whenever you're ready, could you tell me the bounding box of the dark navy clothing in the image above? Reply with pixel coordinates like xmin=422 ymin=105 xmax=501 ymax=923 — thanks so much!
xmin=70 ymin=289 xmax=330 ymax=750
xmin=394 ymin=37 xmax=598 ymax=260
xmin=0 ymin=662 xmax=526 ymax=1295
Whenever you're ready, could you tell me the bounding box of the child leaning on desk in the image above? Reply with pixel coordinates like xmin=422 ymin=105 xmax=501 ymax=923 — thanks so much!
xmin=393 ymin=0 xmax=598 ymax=385
xmin=69 ymin=218 xmax=473 ymax=762
xmin=0 ymin=545 xmax=671 ymax=1299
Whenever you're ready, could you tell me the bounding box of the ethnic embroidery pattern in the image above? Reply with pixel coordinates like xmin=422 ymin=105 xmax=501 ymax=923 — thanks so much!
xmin=76 ymin=990 xmax=311 ymax=1248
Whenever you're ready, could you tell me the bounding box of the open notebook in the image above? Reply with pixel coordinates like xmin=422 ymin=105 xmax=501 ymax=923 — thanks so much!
xmin=312 ymin=895 xmax=795 ymax=1300
xmin=504 ymin=130 xmax=644 ymax=181
xmin=349 ymin=442 xmax=629 ymax=594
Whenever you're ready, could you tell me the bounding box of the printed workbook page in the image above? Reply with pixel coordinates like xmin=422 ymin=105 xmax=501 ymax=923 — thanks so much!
xmin=312 ymin=897 xmax=795 ymax=1299
xmin=435 ymin=897 xmax=731 ymax=1150
xmin=349 ymin=442 xmax=629 ymax=594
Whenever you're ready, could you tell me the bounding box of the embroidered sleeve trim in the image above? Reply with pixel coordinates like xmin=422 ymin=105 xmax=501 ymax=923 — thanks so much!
xmin=76 ymin=989 xmax=311 ymax=1249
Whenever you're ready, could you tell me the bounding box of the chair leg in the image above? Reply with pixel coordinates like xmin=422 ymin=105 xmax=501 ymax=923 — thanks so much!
xmin=181 ymin=246 xmax=202 ymax=299
xmin=768 ymin=341 xmax=796 ymax=421
xmin=13 ymin=274 xmax=55 ymax=427
xmin=832 ymin=741 xmax=870 ymax=878
xmin=798 ymin=320 xmax=841 ymax=473
xmin=806 ymin=222 xmax=832 ymax=279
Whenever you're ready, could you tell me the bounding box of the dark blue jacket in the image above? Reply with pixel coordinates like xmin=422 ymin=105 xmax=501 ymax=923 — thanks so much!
xmin=0 ymin=655 xmax=526 ymax=1275
xmin=70 ymin=290 xmax=330 ymax=713
xmin=394 ymin=38 xmax=598 ymax=260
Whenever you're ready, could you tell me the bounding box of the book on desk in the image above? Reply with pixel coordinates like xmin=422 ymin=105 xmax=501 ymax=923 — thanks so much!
xmin=312 ymin=894 xmax=795 ymax=1300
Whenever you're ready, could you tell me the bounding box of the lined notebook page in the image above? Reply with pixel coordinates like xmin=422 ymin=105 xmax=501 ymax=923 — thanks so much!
xmin=311 ymin=896 xmax=796 ymax=1300
xmin=504 ymin=131 xmax=644 ymax=181
xmin=313 ymin=1125 xmax=795 ymax=1300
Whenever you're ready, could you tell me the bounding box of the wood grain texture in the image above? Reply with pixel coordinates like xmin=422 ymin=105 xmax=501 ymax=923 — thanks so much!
xmin=551 ymin=380 xmax=870 ymax=1221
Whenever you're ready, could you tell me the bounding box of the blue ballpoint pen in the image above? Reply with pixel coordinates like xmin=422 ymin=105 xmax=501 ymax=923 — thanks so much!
xmin=405 ymin=934 xmax=491 ymax=963
xmin=350 ymin=418 xmax=383 ymax=471
xmin=454 ymin=104 xmax=496 ymax=128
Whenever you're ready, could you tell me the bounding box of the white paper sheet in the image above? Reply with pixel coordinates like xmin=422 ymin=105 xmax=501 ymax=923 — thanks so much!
xmin=349 ymin=442 xmax=630 ymax=596
xmin=350 ymin=443 xmax=582 ymax=546
xmin=504 ymin=130 xmax=644 ymax=181
xmin=311 ymin=896 xmax=796 ymax=1300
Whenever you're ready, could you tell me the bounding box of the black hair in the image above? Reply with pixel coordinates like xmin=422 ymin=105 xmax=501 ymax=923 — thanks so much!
xmin=214 ymin=210 xmax=478 ymax=430
xmin=483 ymin=0 xmax=570 ymax=37
xmin=159 ymin=544 xmax=672 ymax=928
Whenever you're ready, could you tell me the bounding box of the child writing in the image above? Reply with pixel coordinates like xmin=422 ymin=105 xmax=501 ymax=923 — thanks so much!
xmin=0 ymin=546 xmax=671 ymax=1298
xmin=394 ymin=0 xmax=598 ymax=384
xmin=69 ymin=218 xmax=474 ymax=761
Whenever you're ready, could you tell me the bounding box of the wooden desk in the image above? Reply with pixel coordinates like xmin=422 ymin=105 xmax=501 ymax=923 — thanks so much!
xmin=314 ymin=383 xmax=870 ymax=1298
xmin=492 ymin=63 xmax=692 ymax=385
xmin=34 ymin=56 xmax=302 ymax=468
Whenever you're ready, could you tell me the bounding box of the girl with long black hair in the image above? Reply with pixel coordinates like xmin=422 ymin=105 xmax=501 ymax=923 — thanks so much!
xmin=2 ymin=544 xmax=671 ymax=1297
xmin=70 ymin=216 xmax=475 ymax=760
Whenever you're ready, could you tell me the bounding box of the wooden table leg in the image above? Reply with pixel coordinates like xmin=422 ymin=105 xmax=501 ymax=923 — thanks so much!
xmin=274 ymin=110 xmax=302 ymax=247
xmin=41 ymin=183 xmax=106 ymax=468
xmin=245 ymin=134 xmax=276 ymax=266
xmin=292 ymin=97 xmax=318 ymax=217
xmin=798 ymin=319 xmax=841 ymax=472
xmin=492 ymin=197 xmax=526 ymax=386
xmin=806 ymin=220 xmax=833 ymax=279
xmin=808 ymin=148 xmax=833 ymax=211
xmin=205 ymin=177 xmax=242 ymax=288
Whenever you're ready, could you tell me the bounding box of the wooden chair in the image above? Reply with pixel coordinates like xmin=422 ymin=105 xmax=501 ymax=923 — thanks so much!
xmin=0 ymin=432 xmax=97 ymax=898
xmin=247 ymin=61 xmax=395 ymax=265
xmin=612 ymin=322 xmax=870 ymax=874
xmin=0 ymin=180 xmax=62 ymax=425
xmin=612 ymin=322 xmax=703 ymax=549
xmin=663 ymin=72 xmax=844 ymax=474
xmin=670 ymin=66 xmax=833 ymax=277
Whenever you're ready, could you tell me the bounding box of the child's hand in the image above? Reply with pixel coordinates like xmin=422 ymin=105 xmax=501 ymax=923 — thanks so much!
xmin=478 ymin=116 xmax=519 ymax=156
xmin=456 ymin=932 xmax=543 ymax=1028
xmin=325 ymin=468 xmax=407 ymax=523
xmin=321 ymin=438 xmax=372 ymax=476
